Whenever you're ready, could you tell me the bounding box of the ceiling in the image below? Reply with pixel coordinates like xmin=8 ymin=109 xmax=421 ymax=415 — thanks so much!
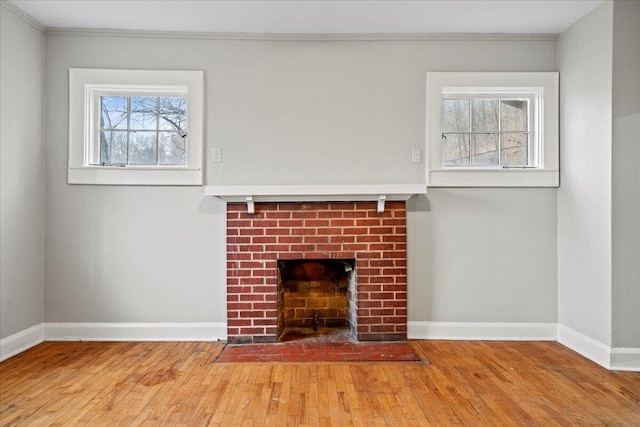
xmin=8 ymin=0 xmax=603 ymax=35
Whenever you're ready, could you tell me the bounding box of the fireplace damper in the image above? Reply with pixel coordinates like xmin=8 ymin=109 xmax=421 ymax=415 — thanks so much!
xmin=277 ymin=259 xmax=355 ymax=341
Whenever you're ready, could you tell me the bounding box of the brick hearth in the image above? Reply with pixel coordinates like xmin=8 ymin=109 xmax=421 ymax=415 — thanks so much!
xmin=226 ymin=201 xmax=407 ymax=344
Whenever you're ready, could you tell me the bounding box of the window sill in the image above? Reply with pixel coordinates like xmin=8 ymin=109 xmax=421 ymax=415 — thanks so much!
xmin=68 ymin=166 xmax=202 ymax=186
xmin=427 ymin=169 xmax=559 ymax=187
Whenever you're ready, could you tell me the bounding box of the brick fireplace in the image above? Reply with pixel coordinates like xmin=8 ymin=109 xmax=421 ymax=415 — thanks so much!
xmin=226 ymin=201 xmax=407 ymax=344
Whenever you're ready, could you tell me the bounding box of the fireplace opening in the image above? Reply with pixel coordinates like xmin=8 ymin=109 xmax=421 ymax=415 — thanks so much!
xmin=277 ymin=259 xmax=356 ymax=342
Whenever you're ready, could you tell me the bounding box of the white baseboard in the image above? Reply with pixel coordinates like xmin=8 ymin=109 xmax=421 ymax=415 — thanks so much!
xmin=610 ymin=347 xmax=640 ymax=372
xmin=44 ymin=322 xmax=227 ymax=342
xmin=556 ymin=324 xmax=611 ymax=369
xmin=0 ymin=324 xmax=44 ymax=362
xmin=407 ymin=321 xmax=557 ymax=341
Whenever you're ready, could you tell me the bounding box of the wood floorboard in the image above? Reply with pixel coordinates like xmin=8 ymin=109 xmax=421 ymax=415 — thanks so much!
xmin=1 ymin=340 xmax=639 ymax=426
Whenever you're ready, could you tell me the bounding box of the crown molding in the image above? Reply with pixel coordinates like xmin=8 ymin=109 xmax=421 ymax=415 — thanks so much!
xmin=44 ymin=27 xmax=559 ymax=42
xmin=1 ymin=0 xmax=45 ymax=33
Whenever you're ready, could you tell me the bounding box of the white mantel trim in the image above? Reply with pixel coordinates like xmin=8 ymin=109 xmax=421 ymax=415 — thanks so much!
xmin=204 ymin=184 xmax=426 ymax=204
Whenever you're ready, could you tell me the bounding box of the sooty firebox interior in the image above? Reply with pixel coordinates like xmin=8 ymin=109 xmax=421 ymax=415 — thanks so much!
xmin=277 ymin=259 xmax=356 ymax=342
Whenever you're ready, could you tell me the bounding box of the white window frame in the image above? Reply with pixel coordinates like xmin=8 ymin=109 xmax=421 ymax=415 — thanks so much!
xmin=68 ymin=68 xmax=204 ymax=185
xmin=426 ymin=72 xmax=559 ymax=187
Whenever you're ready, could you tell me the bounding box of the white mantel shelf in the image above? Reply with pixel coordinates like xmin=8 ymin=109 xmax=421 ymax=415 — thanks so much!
xmin=204 ymin=184 xmax=426 ymax=213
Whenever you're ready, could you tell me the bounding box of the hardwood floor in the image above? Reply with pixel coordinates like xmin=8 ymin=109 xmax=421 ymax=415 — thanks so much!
xmin=1 ymin=340 xmax=639 ymax=426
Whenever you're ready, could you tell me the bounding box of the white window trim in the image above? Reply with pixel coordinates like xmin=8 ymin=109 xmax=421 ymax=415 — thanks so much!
xmin=68 ymin=68 xmax=204 ymax=185
xmin=426 ymin=72 xmax=559 ymax=187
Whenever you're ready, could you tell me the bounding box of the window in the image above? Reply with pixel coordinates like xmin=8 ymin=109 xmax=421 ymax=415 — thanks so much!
xmin=426 ymin=72 xmax=558 ymax=187
xmin=68 ymin=69 xmax=204 ymax=185
xmin=98 ymin=95 xmax=187 ymax=166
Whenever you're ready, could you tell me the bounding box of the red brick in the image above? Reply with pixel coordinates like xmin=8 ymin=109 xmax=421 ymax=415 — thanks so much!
xmin=383 ymin=251 xmax=407 ymax=259
xmin=343 ymin=227 xmax=368 ymax=235
xmin=393 ymin=209 xmax=406 ymax=218
xmin=330 ymin=219 xmax=355 ymax=227
xmin=290 ymin=244 xmax=316 ymax=252
xmin=239 ymin=311 xmax=266 ymax=318
xmin=357 ymin=252 xmax=382 ymax=259
xmin=252 ymin=236 xmax=278 ymax=244
xmin=382 ymin=218 xmax=406 ymax=226
xmin=370 ymin=292 xmax=395 ymax=300
xmin=266 ymin=228 xmax=291 ymax=236
xmin=291 ymin=228 xmax=314 ymax=236
xmin=368 ymin=210 xmax=392 ymax=218
xmin=227 ymin=236 xmax=251 ymax=244
xmin=253 ymin=285 xmax=277 ymax=293
xmin=279 ymin=220 xmax=304 ymax=228
xmin=304 ymin=236 xmax=329 ymax=244
xmin=263 ymin=211 xmax=291 ymax=219
xmin=238 ymin=244 xmax=264 ymax=252
xmin=382 ymin=268 xmax=406 ymax=276
xmin=382 ymin=235 xmax=406 ymax=243
xmin=367 ymin=259 xmax=395 ymax=267
xmin=238 ymin=327 xmax=267 ymax=335
xmin=317 ymin=227 xmax=343 ymax=235
xmin=253 ymin=302 xmax=277 ymax=310
xmin=240 ymin=294 xmax=265 ymax=302
xmin=252 ymin=219 xmax=278 ymax=228
xmin=265 ymin=244 xmax=290 ymax=252
xmin=291 ymin=211 xmax=318 ymax=219
xmin=227 ymin=204 xmax=246 ymax=212
xmin=252 ymin=253 xmax=275 ymax=260
xmin=357 ymin=268 xmax=381 ymax=276
xmin=239 ymin=278 xmax=266 ymax=285
xmin=370 ymin=325 xmax=396 ymax=333
xmin=370 ymin=227 xmax=394 ymax=235
xmin=227 ymin=302 xmax=253 ymax=310
xmin=228 ymin=253 xmax=251 ymax=260
xmin=369 ymin=243 xmax=395 ymax=251
xmin=343 ymin=243 xmax=369 ymax=251
xmin=369 ymin=308 xmax=396 ymax=316
xmin=252 ymin=269 xmax=270 ymax=277
xmin=330 ymin=235 xmax=355 ymax=244
xmin=359 ymin=316 xmax=383 ymax=325
xmin=342 ymin=211 xmax=367 ymax=218
xmin=383 ymin=284 xmax=406 ymax=292
xmin=304 ymin=219 xmax=330 ymax=227
xmin=356 ymin=218 xmax=382 ymax=227
xmin=330 ymin=202 xmax=356 ymax=210
xmin=318 ymin=211 xmax=341 ymax=219
xmin=355 ymin=235 xmax=381 ymax=243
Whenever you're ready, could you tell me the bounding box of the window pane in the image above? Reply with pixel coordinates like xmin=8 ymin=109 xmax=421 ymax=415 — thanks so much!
xmin=442 ymin=134 xmax=470 ymax=166
xmin=159 ymin=97 xmax=186 ymax=131
xmin=100 ymin=131 xmax=127 ymax=164
xmin=100 ymin=96 xmax=127 ymax=130
xmin=501 ymin=132 xmax=528 ymax=167
xmin=442 ymin=99 xmax=469 ymax=132
xmin=159 ymin=132 xmax=186 ymax=165
xmin=129 ymin=97 xmax=157 ymax=130
xmin=472 ymin=99 xmax=499 ymax=132
xmin=501 ymin=100 xmax=528 ymax=131
xmin=129 ymin=131 xmax=157 ymax=164
xmin=471 ymin=134 xmax=499 ymax=166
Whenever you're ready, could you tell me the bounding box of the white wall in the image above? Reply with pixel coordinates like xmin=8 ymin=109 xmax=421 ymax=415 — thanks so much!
xmin=611 ymin=0 xmax=640 ymax=348
xmin=43 ymin=33 xmax=558 ymax=328
xmin=557 ymin=1 xmax=613 ymax=346
xmin=0 ymin=4 xmax=46 ymax=339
